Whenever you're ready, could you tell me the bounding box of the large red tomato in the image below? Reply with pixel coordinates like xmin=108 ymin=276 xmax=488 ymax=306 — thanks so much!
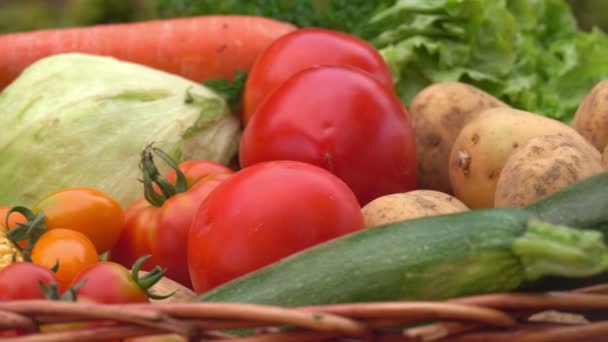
xmin=243 ymin=27 xmax=394 ymax=125
xmin=187 ymin=160 xmax=365 ymax=294
xmin=239 ymin=65 xmax=416 ymax=206
xmin=110 ymin=147 xmax=233 ymax=289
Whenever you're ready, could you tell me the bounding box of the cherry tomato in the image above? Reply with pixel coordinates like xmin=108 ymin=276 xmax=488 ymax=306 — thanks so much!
xmin=239 ymin=65 xmax=417 ymax=206
xmin=243 ymin=28 xmax=395 ymax=125
xmin=69 ymin=258 xmax=167 ymax=304
xmin=110 ymin=148 xmax=233 ymax=288
xmin=32 ymin=187 xmax=125 ymax=253
xmin=110 ymin=198 xmax=158 ymax=272
xmin=31 ymin=228 xmax=98 ymax=291
xmin=0 ymin=262 xmax=57 ymax=300
xmin=163 ymin=160 xmax=234 ymax=187
xmin=0 ymin=205 xmax=26 ymax=229
xmin=0 ymin=206 xmax=27 ymax=248
xmin=188 ymin=160 xmax=365 ymax=293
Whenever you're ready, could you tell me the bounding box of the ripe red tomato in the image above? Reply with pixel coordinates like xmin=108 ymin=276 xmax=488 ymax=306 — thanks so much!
xmin=0 ymin=262 xmax=57 ymax=300
xmin=243 ymin=27 xmax=394 ymax=125
xmin=188 ymin=160 xmax=365 ymax=294
xmin=69 ymin=257 xmax=168 ymax=304
xmin=31 ymin=228 xmax=99 ymax=291
xmin=163 ymin=159 xmax=234 ymax=187
xmin=31 ymin=187 xmax=125 ymax=253
xmin=109 ymin=198 xmax=159 ymax=272
xmin=110 ymin=148 xmax=233 ymax=288
xmin=239 ymin=65 xmax=417 ymax=206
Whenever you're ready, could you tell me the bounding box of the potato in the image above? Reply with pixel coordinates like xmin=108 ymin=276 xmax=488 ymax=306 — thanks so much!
xmin=573 ymin=80 xmax=608 ymax=152
xmin=410 ymin=82 xmax=508 ymax=193
xmin=361 ymin=190 xmax=469 ymax=227
xmin=494 ymin=134 xmax=605 ymax=208
xmin=449 ymin=107 xmax=601 ymax=209
xmin=603 ymin=145 xmax=608 ymax=170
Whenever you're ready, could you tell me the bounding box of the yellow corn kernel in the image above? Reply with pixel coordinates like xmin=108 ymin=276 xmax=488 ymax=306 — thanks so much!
xmin=0 ymin=228 xmax=22 ymax=270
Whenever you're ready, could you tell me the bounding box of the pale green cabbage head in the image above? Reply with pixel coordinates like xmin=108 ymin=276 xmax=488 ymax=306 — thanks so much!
xmin=0 ymin=53 xmax=241 ymax=208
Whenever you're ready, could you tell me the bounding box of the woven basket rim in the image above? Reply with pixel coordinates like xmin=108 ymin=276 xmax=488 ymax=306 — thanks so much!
xmin=0 ymin=282 xmax=607 ymax=341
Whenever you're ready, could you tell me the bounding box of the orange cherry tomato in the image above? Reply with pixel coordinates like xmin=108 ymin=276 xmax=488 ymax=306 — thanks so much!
xmin=32 ymin=187 xmax=125 ymax=253
xmin=31 ymin=229 xmax=98 ymax=291
xmin=0 ymin=206 xmax=27 ymax=248
xmin=0 ymin=206 xmax=26 ymax=229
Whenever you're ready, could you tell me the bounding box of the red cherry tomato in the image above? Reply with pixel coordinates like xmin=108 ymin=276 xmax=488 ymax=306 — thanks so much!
xmin=239 ymin=65 xmax=417 ymax=206
xmin=69 ymin=257 xmax=169 ymax=304
xmin=188 ymin=160 xmax=365 ymax=293
xmin=109 ymin=198 xmax=159 ymax=272
xmin=243 ymin=27 xmax=394 ymax=125
xmin=0 ymin=262 xmax=57 ymax=301
xmin=110 ymin=148 xmax=233 ymax=288
xmin=70 ymin=261 xmax=148 ymax=304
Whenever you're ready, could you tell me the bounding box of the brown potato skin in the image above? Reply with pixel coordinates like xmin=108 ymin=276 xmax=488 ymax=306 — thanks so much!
xmin=573 ymin=80 xmax=608 ymax=152
xmin=361 ymin=190 xmax=469 ymax=227
xmin=449 ymin=107 xmax=600 ymax=209
xmin=494 ymin=135 xmax=605 ymax=208
xmin=603 ymin=145 xmax=608 ymax=170
xmin=410 ymin=82 xmax=508 ymax=194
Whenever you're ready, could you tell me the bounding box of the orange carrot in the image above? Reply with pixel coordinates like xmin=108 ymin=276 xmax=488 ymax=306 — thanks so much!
xmin=0 ymin=15 xmax=297 ymax=90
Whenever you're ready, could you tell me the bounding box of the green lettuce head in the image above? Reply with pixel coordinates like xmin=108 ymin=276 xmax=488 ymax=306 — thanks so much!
xmin=0 ymin=53 xmax=241 ymax=208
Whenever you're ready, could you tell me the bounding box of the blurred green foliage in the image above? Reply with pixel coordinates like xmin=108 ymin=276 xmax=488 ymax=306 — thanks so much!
xmin=1 ymin=0 xmax=605 ymax=35
xmin=156 ymin=0 xmax=394 ymax=37
xmin=0 ymin=0 xmax=158 ymax=34
xmin=568 ymin=0 xmax=608 ymax=32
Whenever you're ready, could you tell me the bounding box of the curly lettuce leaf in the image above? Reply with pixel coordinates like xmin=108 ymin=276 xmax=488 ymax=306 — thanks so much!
xmin=374 ymin=0 xmax=608 ymax=121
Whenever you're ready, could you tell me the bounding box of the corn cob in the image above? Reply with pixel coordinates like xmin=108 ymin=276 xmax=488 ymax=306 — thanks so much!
xmin=0 ymin=228 xmax=22 ymax=270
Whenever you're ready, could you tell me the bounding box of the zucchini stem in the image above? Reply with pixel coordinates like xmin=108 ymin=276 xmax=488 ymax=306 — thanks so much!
xmin=514 ymin=220 xmax=608 ymax=281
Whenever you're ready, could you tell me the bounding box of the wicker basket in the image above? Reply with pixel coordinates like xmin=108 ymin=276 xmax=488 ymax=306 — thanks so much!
xmin=1 ymin=275 xmax=608 ymax=342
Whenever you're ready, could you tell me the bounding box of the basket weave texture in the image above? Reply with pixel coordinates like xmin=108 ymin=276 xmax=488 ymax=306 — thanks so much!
xmin=1 ymin=280 xmax=608 ymax=342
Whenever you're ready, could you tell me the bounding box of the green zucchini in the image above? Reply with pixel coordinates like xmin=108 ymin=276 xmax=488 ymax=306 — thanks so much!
xmin=523 ymin=172 xmax=608 ymax=291
xmin=524 ymin=172 xmax=608 ymax=233
xmin=196 ymin=208 xmax=608 ymax=306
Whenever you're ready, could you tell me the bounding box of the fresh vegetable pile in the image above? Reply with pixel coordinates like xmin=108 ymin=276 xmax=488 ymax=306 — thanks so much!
xmin=0 ymin=1 xmax=608 ymax=340
xmin=159 ymin=0 xmax=608 ymax=123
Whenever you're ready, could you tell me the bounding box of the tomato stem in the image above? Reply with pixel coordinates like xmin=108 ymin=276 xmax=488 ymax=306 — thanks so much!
xmin=61 ymin=280 xmax=87 ymax=301
xmin=139 ymin=144 xmax=188 ymax=207
xmin=130 ymin=255 xmax=175 ymax=300
xmin=40 ymin=280 xmax=86 ymax=301
xmin=6 ymin=206 xmax=48 ymax=262
xmin=50 ymin=259 xmax=60 ymax=273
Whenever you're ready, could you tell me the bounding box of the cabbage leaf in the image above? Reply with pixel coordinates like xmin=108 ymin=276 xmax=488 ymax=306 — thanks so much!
xmin=0 ymin=53 xmax=240 ymax=208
